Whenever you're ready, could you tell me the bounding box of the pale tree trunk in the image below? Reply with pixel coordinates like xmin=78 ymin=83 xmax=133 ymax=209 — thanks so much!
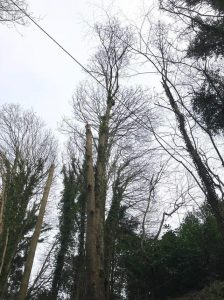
xmin=16 ymin=164 xmax=55 ymax=300
xmin=73 ymin=192 xmax=86 ymax=300
xmin=94 ymin=103 xmax=112 ymax=300
xmin=85 ymin=124 xmax=98 ymax=300
xmin=0 ymin=180 xmax=6 ymax=235
xmin=0 ymin=177 xmax=7 ymax=279
xmin=0 ymin=166 xmax=7 ymax=280
xmin=0 ymin=154 xmax=8 ymax=236
xmin=105 ymin=186 xmax=121 ymax=300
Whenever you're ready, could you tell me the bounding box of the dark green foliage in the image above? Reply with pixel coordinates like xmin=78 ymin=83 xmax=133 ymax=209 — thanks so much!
xmin=51 ymin=166 xmax=78 ymax=297
xmin=0 ymin=157 xmax=46 ymax=298
xmin=110 ymin=207 xmax=142 ymax=300
xmin=171 ymin=281 xmax=224 ymax=299
xmin=116 ymin=206 xmax=224 ymax=300
xmin=192 ymin=72 xmax=224 ymax=132
xmin=4 ymin=214 xmax=38 ymax=298
xmin=51 ymin=159 xmax=85 ymax=299
xmin=184 ymin=0 xmax=224 ymax=12
xmin=187 ymin=18 xmax=224 ymax=58
xmin=160 ymin=2 xmax=224 ymax=131
xmin=35 ymin=291 xmax=54 ymax=300
xmin=174 ymin=0 xmax=224 ymax=132
xmin=51 ymin=201 xmax=223 ymax=300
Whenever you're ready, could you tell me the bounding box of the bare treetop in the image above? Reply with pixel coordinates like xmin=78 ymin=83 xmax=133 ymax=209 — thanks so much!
xmin=89 ymin=19 xmax=133 ymax=97
xmin=0 ymin=0 xmax=29 ymax=25
xmin=0 ymin=103 xmax=57 ymax=175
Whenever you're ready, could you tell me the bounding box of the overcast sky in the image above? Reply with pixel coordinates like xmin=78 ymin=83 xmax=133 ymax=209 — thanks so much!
xmin=0 ymin=0 xmax=148 ymax=136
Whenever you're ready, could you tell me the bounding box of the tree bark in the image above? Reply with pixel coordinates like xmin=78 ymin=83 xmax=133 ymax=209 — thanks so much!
xmin=105 ymin=182 xmax=122 ymax=300
xmin=85 ymin=124 xmax=98 ymax=300
xmin=0 ymin=178 xmax=6 ymax=235
xmin=73 ymin=189 xmax=86 ymax=300
xmin=94 ymin=108 xmax=112 ymax=300
xmin=16 ymin=164 xmax=55 ymax=300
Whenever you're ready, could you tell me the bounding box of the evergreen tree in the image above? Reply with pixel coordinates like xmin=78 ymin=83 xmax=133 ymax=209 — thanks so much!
xmin=51 ymin=159 xmax=84 ymax=299
xmin=160 ymin=0 xmax=224 ymax=133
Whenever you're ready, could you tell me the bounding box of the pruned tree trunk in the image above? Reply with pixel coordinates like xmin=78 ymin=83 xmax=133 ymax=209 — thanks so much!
xmin=17 ymin=164 xmax=55 ymax=300
xmin=105 ymin=182 xmax=122 ymax=300
xmin=0 ymin=178 xmax=6 ymax=235
xmin=95 ymin=107 xmax=112 ymax=300
xmin=73 ymin=189 xmax=86 ymax=300
xmin=85 ymin=124 xmax=98 ymax=300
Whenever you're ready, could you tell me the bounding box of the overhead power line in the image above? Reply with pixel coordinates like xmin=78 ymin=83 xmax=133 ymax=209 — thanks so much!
xmin=9 ymin=0 xmax=153 ymax=133
xmin=9 ymin=0 xmax=100 ymax=84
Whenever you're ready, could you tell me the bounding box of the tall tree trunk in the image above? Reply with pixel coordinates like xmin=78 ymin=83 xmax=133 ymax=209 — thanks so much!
xmin=163 ymin=79 xmax=224 ymax=238
xmin=73 ymin=189 xmax=86 ymax=300
xmin=85 ymin=124 xmax=98 ymax=300
xmin=0 ymin=179 xmax=6 ymax=235
xmin=105 ymin=178 xmax=123 ymax=300
xmin=94 ymin=103 xmax=112 ymax=300
xmin=17 ymin=164 xmax=55 ymax=300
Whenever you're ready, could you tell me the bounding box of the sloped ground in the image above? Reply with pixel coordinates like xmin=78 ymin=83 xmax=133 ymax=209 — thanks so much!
xmin=170 ymin=281 xmax=224 ymax=300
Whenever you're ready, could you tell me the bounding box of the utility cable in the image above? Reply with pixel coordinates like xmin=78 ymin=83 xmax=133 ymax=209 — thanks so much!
xmin=9 ymin=0 xmax=153 ymax=133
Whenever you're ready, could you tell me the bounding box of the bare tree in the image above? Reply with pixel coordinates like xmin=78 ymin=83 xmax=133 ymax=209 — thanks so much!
xmin=131 ymin=17 xmax=224 ymax=238
xmin=0 ymin=0 xmax=29 ymax=25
